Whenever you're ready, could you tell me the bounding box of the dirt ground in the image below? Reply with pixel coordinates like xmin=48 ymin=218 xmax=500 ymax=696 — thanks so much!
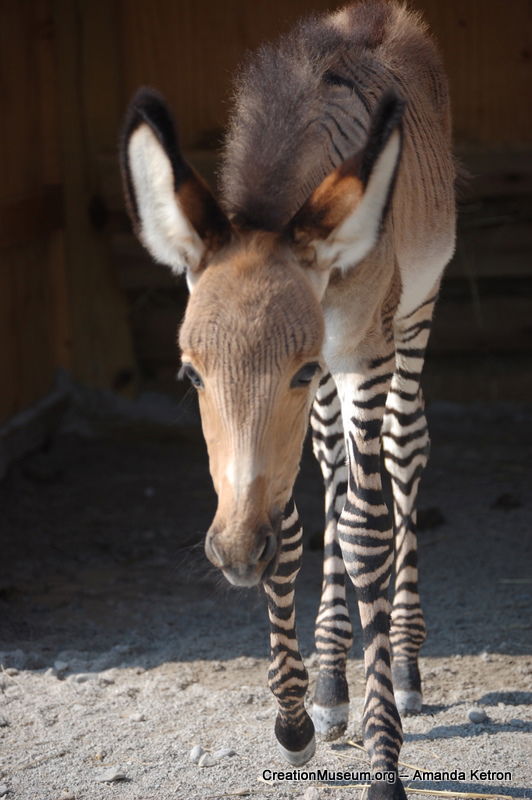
xmin=0 ymin=400 xmax=531 ymax=800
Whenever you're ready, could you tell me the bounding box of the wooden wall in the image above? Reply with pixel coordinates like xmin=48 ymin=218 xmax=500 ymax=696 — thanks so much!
xmin=1 ymin=0 xmax=531 ymax=427
xmin=0 ymin=1 xmax=66 ymax=423
xmin=0 ymin=0 xmax=136 ymax=426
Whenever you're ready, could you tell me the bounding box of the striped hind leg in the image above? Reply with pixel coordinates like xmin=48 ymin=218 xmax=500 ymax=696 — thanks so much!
xmin=264 ymin=498 xmax=315 ymax=765
xmin=310 ymin=373 xmax=352 ymax=740
xmin=383 ymin=296 xmax=436 ymax=715
xmin=334 ymin=348 xmax=407 ymax=800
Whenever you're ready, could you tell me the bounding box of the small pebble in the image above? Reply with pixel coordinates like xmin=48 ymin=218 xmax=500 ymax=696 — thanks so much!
xmin=129 ymin=712 xmax=145 ymax=722
xmin=212 ymin=747 xmax=236 ymax=759
xmin=467 ymin=706 xmax=488 ymax=724
xmin=70 ymin=673 xmax=91 ymax=684
xmin=95 ymin=767 xmax=127 ymax=783
xmin=4 ymin=668 xmax=18 ymax=677
xmin=0 ymin=785 xmax=8 ymax=797
xmin=189 ymin=745 xmax=204 ymax=763
xmin=58 ymin=793 xmax=75 ymax=800
xmin=198 ymin=752 xmax=216 ymax=768
xmin=44 ymin=667 xmax=58 ymax=678
xmin=303 ymin=789 xmax=321 ymax=800
xmin=0 ymin=717 xmax=8 ymax=728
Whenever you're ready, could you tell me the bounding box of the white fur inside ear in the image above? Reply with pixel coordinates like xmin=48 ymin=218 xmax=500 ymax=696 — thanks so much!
xmin=127 ymin=124 xmax=205 ymax=275
xmin=315 ymin=128 xmax=401 ymax=271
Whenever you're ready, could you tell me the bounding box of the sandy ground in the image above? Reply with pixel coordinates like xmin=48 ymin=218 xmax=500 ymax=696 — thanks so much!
xmin=0 ymin=402 xmax=531 ymax=800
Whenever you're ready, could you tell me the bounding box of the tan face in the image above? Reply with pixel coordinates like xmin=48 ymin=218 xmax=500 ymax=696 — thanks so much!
xmin=122 ymin=88 xmax=403 ymax=587
xmin=179 ymin=233 xmax=324 ymax=586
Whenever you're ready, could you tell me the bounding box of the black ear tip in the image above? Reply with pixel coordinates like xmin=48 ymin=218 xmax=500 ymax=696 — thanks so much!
xmin=376 ymin=89 xmax=406 ymax=134
xmin=123 ymin=86 xmax=177 ymax=143
xmin=358 ymin=89 xmax=405 ymax=186
xmin=130 ymin=87 xmax=171 ymax=122
xmin=376 ymin=89 xmax=406 ymax=130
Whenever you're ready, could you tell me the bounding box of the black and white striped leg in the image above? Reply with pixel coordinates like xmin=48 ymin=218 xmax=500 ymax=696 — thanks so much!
xmin=383 ymin=297 xmax=435 ymax=715
xmin=310 ymin=373 xmax=352 ymax=740
xmin=264 ymin=498 xmax=315 ymax=765
xmin=335 ymin=350 xmax=407 ymax=800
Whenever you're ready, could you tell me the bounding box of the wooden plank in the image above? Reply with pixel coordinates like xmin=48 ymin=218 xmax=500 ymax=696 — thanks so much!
xmin=53 ymin=0 xmax=137 ymax=393
xmin=0 ymin=0 xmax=70 ymax=423
xmin=48 ymin=229 xmax=72 ymax=371
xmin=0 ymin=240 xmax=57 ymax=422
xmin=419 ymin=0 xmax=532 ymax=146
xmin=0 ymin=185 xmax=64 ymax=249
xmin=0 ymin=250 xmax=18 ymax=422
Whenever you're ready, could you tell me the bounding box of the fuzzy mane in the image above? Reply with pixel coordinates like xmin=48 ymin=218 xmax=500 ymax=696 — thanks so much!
xmin=219 ymin=1 xmax=399 ymax=232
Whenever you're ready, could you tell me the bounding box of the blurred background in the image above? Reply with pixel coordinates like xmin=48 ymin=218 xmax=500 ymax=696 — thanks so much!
xmin=1 ymin=0 xmax=531 ymax=466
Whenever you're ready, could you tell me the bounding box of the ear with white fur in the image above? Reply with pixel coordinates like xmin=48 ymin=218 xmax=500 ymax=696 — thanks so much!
xmin=120 ymin=88 xmax=231 ymax=288
xmin=287 ymin=91 xmax=404 ymax=291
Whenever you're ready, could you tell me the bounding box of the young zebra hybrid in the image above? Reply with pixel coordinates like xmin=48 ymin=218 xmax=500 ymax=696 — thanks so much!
xmin=120 ymin=2 xmax=455 ymax=797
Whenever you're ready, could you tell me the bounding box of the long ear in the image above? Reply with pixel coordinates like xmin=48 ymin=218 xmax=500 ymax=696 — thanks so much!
xmin=287 ymin=90 xmax=404 ymax=282
xmin=120 ymin=88 xmax=231 ymax=288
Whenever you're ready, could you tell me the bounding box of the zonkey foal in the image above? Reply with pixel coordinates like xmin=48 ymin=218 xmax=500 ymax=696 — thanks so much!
xmin=120 ymin=2 xmax=455 ymax=797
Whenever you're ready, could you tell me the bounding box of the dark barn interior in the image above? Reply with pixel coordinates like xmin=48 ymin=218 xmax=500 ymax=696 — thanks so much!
xmin=0 ymin=2 xmax=531 ymax=799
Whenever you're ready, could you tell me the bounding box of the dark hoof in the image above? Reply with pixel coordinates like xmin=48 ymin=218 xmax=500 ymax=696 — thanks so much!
xmin=275 ymin=710 xmax=315 ymax=766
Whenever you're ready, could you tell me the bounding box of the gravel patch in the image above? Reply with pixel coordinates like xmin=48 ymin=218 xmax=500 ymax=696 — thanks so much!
xmin=0 ymin=406 xmax=531 ymax=799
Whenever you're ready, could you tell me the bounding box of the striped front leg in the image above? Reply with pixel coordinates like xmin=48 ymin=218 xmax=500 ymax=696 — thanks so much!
xmin=335 ymin=352 xmax=407 ymax=800
xmin=264 ymin=499 xmax=315 ymax=765
xmin=310 ymin=373 xmax=352 ymax=740
xmin=383 ymin=294 xmax=436 ymax=715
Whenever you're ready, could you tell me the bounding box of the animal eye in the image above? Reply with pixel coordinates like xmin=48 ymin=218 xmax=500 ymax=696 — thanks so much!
xmin=290 ymin=362 xmax=321 ymax=388
xmin=178 ymin=363 xmax=204 ymax=389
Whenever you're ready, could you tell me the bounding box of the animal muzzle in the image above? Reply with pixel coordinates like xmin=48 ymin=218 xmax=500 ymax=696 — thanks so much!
xmin=205 ymin=521 xmax=279 ymax=587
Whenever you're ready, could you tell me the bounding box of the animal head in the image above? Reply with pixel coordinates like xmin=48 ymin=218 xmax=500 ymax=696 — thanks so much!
xmin=120 ymin=88 xmax=403 ymax=586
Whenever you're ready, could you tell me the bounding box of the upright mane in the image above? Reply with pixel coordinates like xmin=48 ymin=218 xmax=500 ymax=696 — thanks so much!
xmin=219 ymin=1 xmax=400 ymax=232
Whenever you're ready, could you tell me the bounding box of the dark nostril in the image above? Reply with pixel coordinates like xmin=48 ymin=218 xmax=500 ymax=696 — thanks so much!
xmin=258 ymin=533 xmax=277 ymax=564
